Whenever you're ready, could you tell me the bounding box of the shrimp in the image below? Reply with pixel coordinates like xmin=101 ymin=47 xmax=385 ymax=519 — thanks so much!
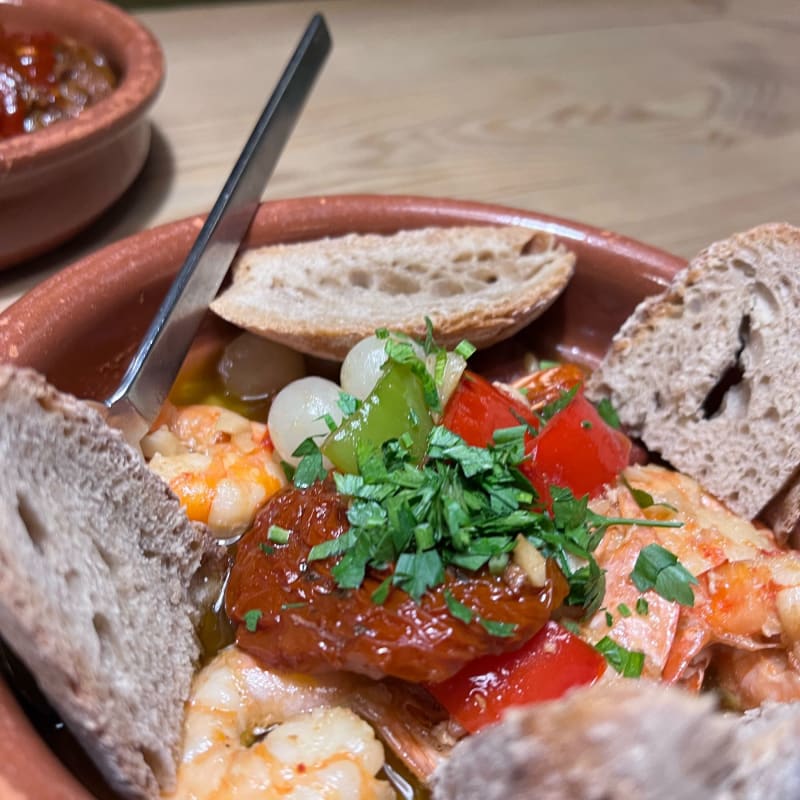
xmin=143 ymin=403 xmax=286 ymax=540
xmin=582 ymin=464 xmax=800 ymax=705
xmin=165 ymin=646 xmax=394 ymax=800
xmin=165 ymin=647 xmax=453 ymax=799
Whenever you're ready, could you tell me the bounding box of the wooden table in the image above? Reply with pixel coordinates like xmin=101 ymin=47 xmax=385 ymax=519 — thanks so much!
xmin=2 ymin=0 xmax=799 ymax=311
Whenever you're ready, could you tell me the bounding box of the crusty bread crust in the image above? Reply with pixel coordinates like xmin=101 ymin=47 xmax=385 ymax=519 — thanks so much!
xmin=432 ymin=681 xmax=800 ymax=800
xmin=0 ymin=366 xmax=223 ymax=799
xmin=210 ymin=226 xmax=575 ymax=360
xmin=587 ymin=223 xmax=800 ymax=521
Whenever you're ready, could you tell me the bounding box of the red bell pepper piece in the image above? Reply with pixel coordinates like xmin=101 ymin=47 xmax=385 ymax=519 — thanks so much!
xmin=442 ymin=371 xmax=540 ymax=448
xmin=427 ymin=621 xmax=606 ymax=733
xmin=521 ymin=391 xmax=631 ymax=507
xmin=443 ymin=370 xmax=631 ymax=504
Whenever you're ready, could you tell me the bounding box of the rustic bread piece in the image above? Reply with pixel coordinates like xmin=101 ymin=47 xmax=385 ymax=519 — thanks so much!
xmin=432 ymin=682 xmax=736 ymax=800
xmin=0 ymin=366 xmax=224 ymax=799
xmin=586 ymin=223 xmax=800 ymax=521
xmin=210 ymin=226 xmax=575 ymax=360
xmin=432 ymin=681 xmax=800 ymax=800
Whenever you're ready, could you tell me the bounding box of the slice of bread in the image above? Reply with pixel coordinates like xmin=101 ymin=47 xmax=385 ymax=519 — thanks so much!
xmin=432 ymin=681 xmax=800 ymax=800
xmin=586 ymin=223 xmax=800 ymax=522
xmin=0 ymin=366 xmax=224 ymax=799
xmin=210 ymin=226 xmax=575 ymax=361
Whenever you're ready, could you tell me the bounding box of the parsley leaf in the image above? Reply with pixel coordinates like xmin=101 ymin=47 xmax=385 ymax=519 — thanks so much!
xmin=630 ymin=544 xmax=698 ymax=606
xmin=267 ymin=525 xmax=291 ymax=544
xmin=243 ymin=609 xmax=262 ymax=633
xmin=444 ymin=589 xmax=474 ymax=624
xmin=455 ymin=340 xmax=477 ymax=359
xmin=292 ymin=437 xmax=327 ymax=488
xmin=393 ymin=550 xmax=444 ymax=602
xmin=537 ymin=385 xmax=579 ymax=425
xmin=595 ymin=635 xmax=645 ymax=677
xmin=596 ymin=398 xmax=621 ymax=429
xmin=636 ymin=597 xmax=649 ymax=615
xmin=338 ymin=391 xmax=361 ymax=417
xmin=621 ymin=475 xmax=678 ymax=512
xmin=479 ymin=618 xmax=517 ymax=637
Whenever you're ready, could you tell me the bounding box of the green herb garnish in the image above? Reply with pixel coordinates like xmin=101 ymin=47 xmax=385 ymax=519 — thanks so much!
xmin=636 ymin=597 xmax=649 ymax=615
xmin=455 ymin=340 xmax=477 ymax=359
xmin=595 ymin=636 xmax=645 ymax=677
xmin=338 ymin=391 xmax=361 ymax=416
xmin=621 ymin=476 xmax=678 ymax=512
xmin=630 ymin=544 xmax=697 ymax=606
xmin=537 ymin=385 xmax=579 ymax=425
xmin=291 ymin=437 xmax=328 ymax=488
xmin=259 ymin=543 xmax=275 ymax=556
xmin=243 ymin=609 xmax=262 ymax=632
xmin=596 ymin=398 xmax=621 ymax=429
xmin=444 ymin=589 xmax=474 ymax=625
xmin=617 ymin=603 xmax=632 ymax=618
xmin=267 ymin=525 xmax=291 ymax=544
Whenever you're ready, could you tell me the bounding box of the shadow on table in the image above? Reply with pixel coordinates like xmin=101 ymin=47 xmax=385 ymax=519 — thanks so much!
xmin=2 ymin=123 xmax=176 ymax=288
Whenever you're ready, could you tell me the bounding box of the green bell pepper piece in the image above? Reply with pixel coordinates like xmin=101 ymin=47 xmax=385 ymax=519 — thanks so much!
xmin=322 ymin=361 xmax=433 ymax=474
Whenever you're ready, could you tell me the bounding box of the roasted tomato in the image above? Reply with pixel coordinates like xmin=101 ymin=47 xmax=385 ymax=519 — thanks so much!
xmin=427 ymin=620 xmax=607 ymax=733
xmin=226 ymin=481 xmax=569 ymax=683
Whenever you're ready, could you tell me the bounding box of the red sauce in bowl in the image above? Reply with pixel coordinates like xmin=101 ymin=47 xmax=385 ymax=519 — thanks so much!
xmin=0 ymin=24 xmax=116 ymax=139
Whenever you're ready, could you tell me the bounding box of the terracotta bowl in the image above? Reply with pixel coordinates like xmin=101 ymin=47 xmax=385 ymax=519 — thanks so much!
xmin=0 ymin=0 xmax=164 ymax=269
xmin=0 ymin=195 xmax=685 ymax=799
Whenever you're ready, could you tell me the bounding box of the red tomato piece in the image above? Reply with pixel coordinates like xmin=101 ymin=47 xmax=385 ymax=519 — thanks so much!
xmin=522 ymin=391 xmax=631 ymax=506
xmin=442 ymin=371 xmax=539 ymax=448
xmin=427 ymin=621 xmax=606 ymax=733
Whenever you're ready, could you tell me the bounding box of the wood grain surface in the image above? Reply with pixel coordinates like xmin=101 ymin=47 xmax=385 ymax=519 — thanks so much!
xmin=2 ymin=0 xmax=799 ymax=309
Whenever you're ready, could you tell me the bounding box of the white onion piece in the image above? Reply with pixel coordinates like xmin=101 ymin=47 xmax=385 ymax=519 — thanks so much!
xmin=429 ymin=351 xmax=467 ymax=410
xmin=268 ymin=376 xmax=343 ymax=465
xmin=513 ymin=534 xmax=547 ymax=588
xmin=218 ymin=332 xmax=306 ymax=401
xmin=340 ymin=335 xmax=389 ymax=400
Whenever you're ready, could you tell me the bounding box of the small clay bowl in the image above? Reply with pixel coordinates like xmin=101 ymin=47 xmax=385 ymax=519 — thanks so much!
xmin=0 ymin=195 xmax=685 ymax=799
xmin=0 ymin=0 xmax=164 ymax=269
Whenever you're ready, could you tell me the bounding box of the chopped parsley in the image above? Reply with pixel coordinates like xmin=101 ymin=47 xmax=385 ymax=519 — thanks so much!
xmin=617 ymin=603 xmax=632 ymax=618
xmin=636 ymin=597 xmax=649 ymax=615
xmin=622 ymin=475 xmax=678 ymax=513
xmin=267 ymin=525 xmax=291 ymax=544
xmin=630 ymin=543 xmax=698 ymax=606
xmin=444 ymin=588 xmax=474 ymax=625
xmin=455 ymin=340 xmax=477 ymax=360
xmin=479 ymin=618 xmax=517 ymax=637
xmin=280 ymin=602 xmax=308 ymax=611
xmin=604 ymin=610 xmax=613 ymax=627
xmin=536 ymin=385 xmax=579 ymax=425
xmin=595 ymin=635 xmax=645 ymax=677
xmin=243 ymin=609 xmax=262 ymax=632
xmin=306 ymin=423 xmax=681 ymax=633
xmin=292 ymin=437 xmax=327 ymax=488
xmin=596 ymin=397 xmax=621 ymax=429
xmin=259 ymin=542 xmax=275 ymax=556
xmin=338 ymin=391 xmax=361 ymax=416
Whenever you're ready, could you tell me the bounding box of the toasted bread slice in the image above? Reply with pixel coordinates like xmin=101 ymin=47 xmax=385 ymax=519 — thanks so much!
xmin=586 ymin=223 xmax=800 ymax=522
xmin=0 ymin=366 xmax=224 ymax=799
xmin=210 ymin=226 xmax=575 ymax=361
xmin=432 ymin=681 xmax=800 ymax=800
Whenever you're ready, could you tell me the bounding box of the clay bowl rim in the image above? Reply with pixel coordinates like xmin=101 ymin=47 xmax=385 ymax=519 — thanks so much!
xmin=1 ymin=193 xmax=687 ymax=364
xmin=0 ymin=193 xmax=687 ymax=800
xmin=0 ymin=0 xmax=164 ymax=176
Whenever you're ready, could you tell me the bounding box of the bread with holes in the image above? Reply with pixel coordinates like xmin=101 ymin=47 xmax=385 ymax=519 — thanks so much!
xmin=0 ymin=365 xmax=224 ymax=799
xmin=210 ymin=226 xmax=576 ymax=361
xmin=586 ymin=223 xmax=800 ymax=525
xmin=432 ymin=681 xmax=800 ymax=800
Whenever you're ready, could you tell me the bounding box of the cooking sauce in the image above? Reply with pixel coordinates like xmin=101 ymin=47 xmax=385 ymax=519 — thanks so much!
xmin=0 ymin=24 xmax=116 ymax=138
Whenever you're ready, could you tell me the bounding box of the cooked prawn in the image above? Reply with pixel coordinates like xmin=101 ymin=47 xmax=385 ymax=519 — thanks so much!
xmin=164 ymin=646 xmax=394 ymax=800
xmin=583 ymin=464 xmax=800 ymax=704
xmin=143 ymin=403 xmax=286 ymax=540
